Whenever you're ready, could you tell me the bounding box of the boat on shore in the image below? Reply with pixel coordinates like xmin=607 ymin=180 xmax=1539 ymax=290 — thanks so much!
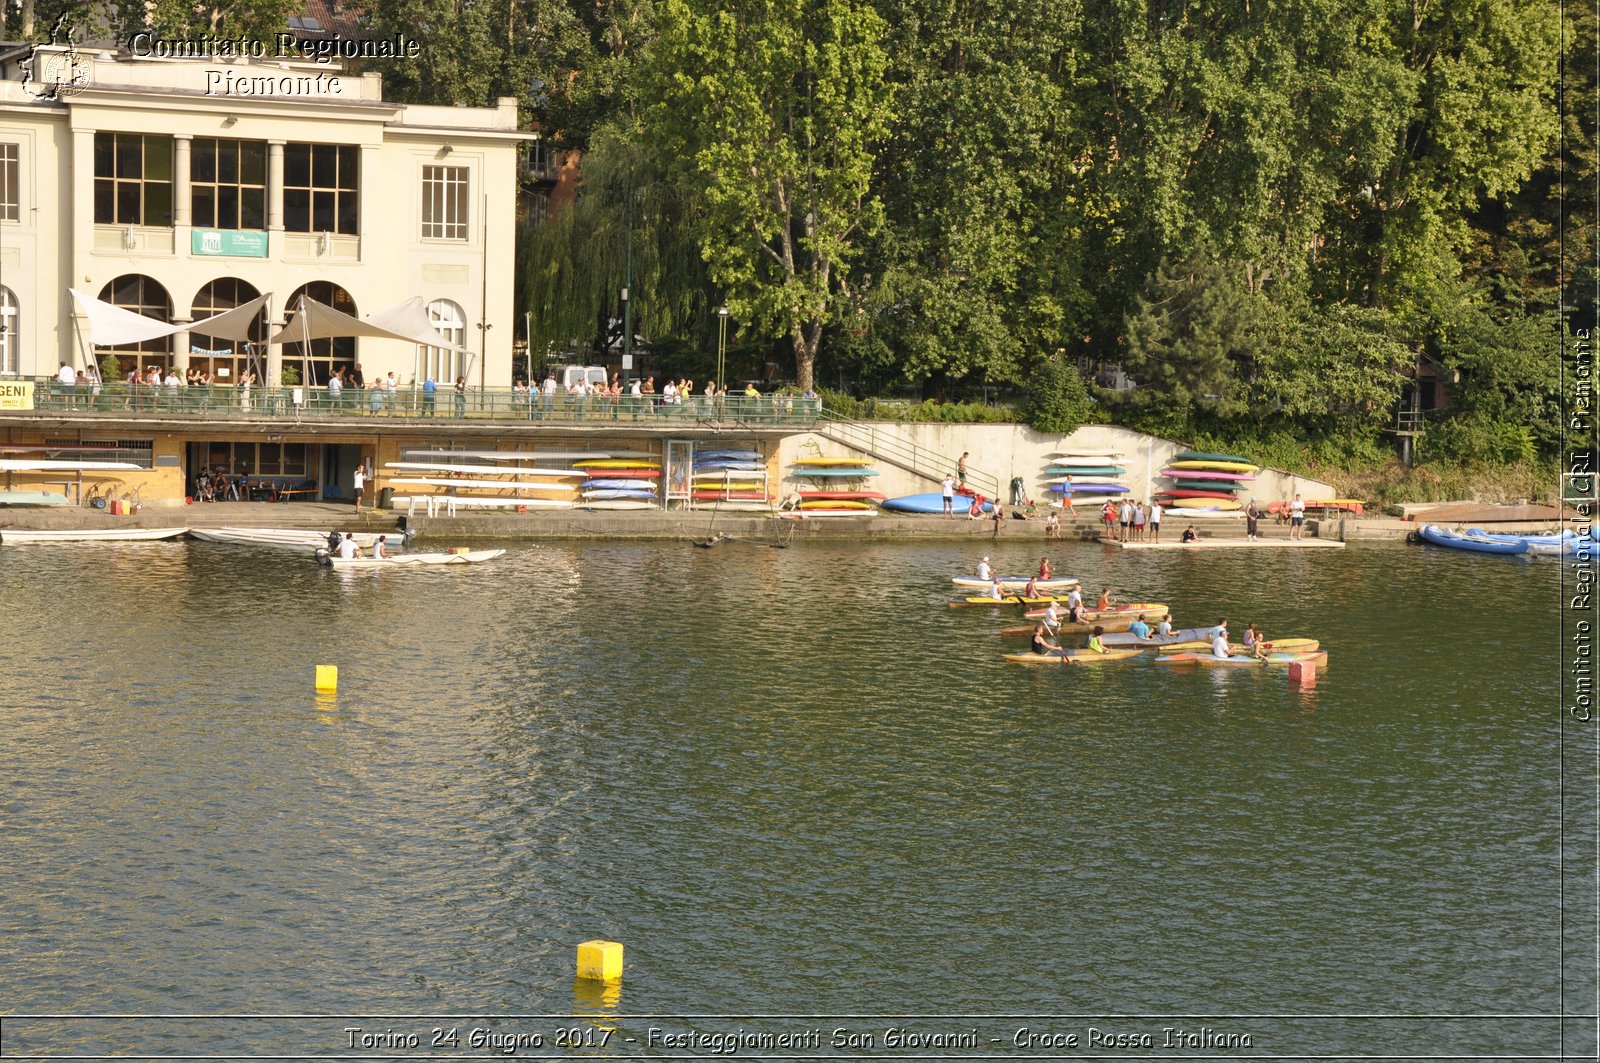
xmin=0 ymin=527 xmax=188 ymax=544
xmin=1417 ymin=524 xmax=1528 ymax=555
xmin=316 ymin=548 xmax=505 ymax=568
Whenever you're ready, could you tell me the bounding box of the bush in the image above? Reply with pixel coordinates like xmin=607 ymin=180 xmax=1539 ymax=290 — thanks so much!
xmin=1025 ymin=355 xmax=1091 ymax=434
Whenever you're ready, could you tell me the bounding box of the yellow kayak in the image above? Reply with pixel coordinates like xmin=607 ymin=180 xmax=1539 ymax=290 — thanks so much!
xmin=1002 ymin=648 xmax=1144 ymax=664
xmin=575 ymin=459 xmax=662 ymax=469
xmin=799 ymin=499 xmax=873 ymax=510
xmin=1167 ymin=459 xmax=1260 ymax=473
xmin=792 ymin=456 xmax=874 ymax=466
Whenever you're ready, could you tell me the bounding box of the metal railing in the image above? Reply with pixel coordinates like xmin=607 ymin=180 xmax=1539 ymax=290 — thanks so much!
xmin=814 ymin=410 xmax=1001 ymax=500
xmin=11 ymin=379 xmax=826 ymax=429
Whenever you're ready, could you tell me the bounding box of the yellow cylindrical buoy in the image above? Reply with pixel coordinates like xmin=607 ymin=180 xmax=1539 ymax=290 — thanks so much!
xmin=576 ymin=940 xmax=624 ymax=982
xmin=315 ymin=664 xmax=339 ymax=691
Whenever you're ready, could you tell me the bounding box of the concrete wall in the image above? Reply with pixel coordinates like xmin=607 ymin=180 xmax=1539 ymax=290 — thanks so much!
xmin=776 ymin=422 xmax=1338 ymax=507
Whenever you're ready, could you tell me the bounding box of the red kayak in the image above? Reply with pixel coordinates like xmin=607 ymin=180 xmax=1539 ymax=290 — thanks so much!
xmin=692 ymin=490 xmax=769 ymax=500
xmin=799 ymin=490 xmax=889 ymax=501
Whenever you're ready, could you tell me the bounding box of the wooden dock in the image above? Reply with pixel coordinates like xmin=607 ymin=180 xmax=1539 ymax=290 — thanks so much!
xmin=1101 ymin=537 xmax=1345 ymax=550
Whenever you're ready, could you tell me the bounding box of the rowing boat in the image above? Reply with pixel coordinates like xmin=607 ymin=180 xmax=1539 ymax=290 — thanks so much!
xmin=1157 ymin=637 xmax=1319 ymax=655
xmin=1160 ymin=650 xmax=1328 ymax=668
xmin=950 ymin=575 xmax=1080 ymax=592
xmin=384 ymin=461 xmax=585 ymax=477
xmin=1021 ymin=601 xmax=1168 ymax=620
xmin=1001 ymin=648 xmax=1144 ymax=664
xmin=318 ymin=548 xmax=505 ymax=568
xmin=188 ymin=527 xmax=395 ymax=549
xmin=0 ymin=527 xmax=189 ymax=544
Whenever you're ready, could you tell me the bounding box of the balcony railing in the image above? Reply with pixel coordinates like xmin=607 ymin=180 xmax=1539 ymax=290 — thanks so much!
xmin=10 ymin=379 xmax=826 ymax=429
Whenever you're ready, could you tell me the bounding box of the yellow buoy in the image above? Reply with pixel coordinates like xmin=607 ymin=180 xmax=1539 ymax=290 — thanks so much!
xmin=315 ymin=664 xmax=338 ymax=691
xmin=576 ymin=940 xmax=624 ymax=982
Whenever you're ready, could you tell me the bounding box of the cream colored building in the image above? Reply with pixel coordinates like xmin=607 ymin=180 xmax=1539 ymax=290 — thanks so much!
xmin=0 ymin=43 xmax=526 ymax=388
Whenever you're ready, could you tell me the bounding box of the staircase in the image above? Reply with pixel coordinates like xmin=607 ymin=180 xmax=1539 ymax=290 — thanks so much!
xmin=814 ymin=410 xmax=1002 ymax=500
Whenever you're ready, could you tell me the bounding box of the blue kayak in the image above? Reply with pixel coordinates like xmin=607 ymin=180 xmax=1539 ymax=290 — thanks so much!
xmin=1418 ymin=524 xmax=1528 ymax=555
xmin=693 ymin=450 xmax=763 ymax=461
xmin=881 ymin=493 xmax=993 ymax=514
xmin=1049 ymin=483 xmax=1130 ymax=495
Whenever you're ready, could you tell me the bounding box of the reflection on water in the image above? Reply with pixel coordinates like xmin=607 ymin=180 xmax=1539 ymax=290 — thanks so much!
xmin=0 ymin=537 xmax=1570 ymax=1045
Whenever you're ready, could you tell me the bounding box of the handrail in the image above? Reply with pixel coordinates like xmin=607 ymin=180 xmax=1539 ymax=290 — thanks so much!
xmin=814 ymin=410 xmax=1001 ymax=499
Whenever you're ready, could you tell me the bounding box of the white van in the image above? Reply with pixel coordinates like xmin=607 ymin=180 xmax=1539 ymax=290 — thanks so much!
xmin=552 ymin=365 xmax=607 ymax=389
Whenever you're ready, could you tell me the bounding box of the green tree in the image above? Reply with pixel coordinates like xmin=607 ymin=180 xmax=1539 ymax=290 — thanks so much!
xmin=641 ymin=0 xmax=893 ymax=390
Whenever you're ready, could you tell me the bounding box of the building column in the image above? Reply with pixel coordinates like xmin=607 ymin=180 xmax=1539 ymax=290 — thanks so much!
xmin=172 ymin=318 xmax=191 ymax=373
xmin=267 ymin=317 xmax=285 ymax=385
xmin=70 ymin=128 xmax=96 ymax=371
xmin=267 ymin=141 xmax=285 ymax=255
xmin=173 ymin=136 xmax=192 ymax=256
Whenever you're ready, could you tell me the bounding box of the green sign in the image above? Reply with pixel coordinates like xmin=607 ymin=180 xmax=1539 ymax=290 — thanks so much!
xmin=192 ymin=229 xmax=268 ymax=258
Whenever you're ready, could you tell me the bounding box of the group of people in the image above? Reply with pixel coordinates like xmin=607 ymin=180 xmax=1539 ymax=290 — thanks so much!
xmin=1101 ymin=498 xmax=1164 ymax=542
xmin=326 ymin=530 xmax=392 ymax=560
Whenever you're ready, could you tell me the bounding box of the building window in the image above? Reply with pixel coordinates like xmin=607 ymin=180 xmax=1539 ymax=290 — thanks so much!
xmin=284 ymin=144 xmax=358 ymax=235
xmin=190 ymin=278 xmax=266 ymax=383
xmin=97 ymin=275 xmax=173 ymax=370
xmin=192 ymin=139 xmax=266 ymax=231
xmin=420 ymin=299 xmax=464 ymax=382
xmin=283 ymin=281 xmax=356 ymax=384
xmin=525 ymin=190 xmax=549 ymax=226
xmin=0 ymin=143 xmax=17 ymax=222
xmin=93 ymin=133 xmax=174 ymax=227
xmin=0 ymin=287 xmax=17 ymax=375
xmin=203 ymin=440 xmax=308 ymax=477
xmin=421 ymin=165 xmax=469 ymax=240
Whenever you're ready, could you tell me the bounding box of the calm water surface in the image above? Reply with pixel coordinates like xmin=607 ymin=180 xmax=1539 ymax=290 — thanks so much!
xmin=0 ymin=536 xmax=1578 ymax=1056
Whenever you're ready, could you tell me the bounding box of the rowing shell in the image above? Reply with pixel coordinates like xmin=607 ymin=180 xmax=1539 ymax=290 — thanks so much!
xmin=1002 ymin=648 xmax=1144 ymax=664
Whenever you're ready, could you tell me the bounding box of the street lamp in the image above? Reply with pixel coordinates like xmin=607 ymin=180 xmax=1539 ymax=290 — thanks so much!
xmin=716 ymin=306 xmax=729 ymax=398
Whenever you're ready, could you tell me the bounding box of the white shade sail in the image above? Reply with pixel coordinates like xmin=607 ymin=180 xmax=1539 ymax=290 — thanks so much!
xmin=70 ymin=289 xmax=274 ymax=346
xmin=267 ymin=295 xmax=462 ymax=349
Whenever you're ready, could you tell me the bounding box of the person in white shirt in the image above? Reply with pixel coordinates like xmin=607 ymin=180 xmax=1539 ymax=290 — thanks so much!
xmin=976 ymin=556 xmax=993 ymax=581
xmin=372 ymin=535 xmax=389 ymax=559
xmin=941 ymin=475 xmax=955 ymax=516
xmin=353 ymin=464 xmax=367 ymax=513
xmin=1149 ymin=501 xmax=1163 ymax=542
xmin=1118 ymin=499 xmax=1133 ymax=541
xmin=1289 ymin=494 xmax=1306 ymax=540
xmin=337 ymin=533 xmax=360 ymax=560
xmin=1210 ymin=619 xmax=1231 ymax=658
xmin=56 ymin=363 xmax=78 ymax=408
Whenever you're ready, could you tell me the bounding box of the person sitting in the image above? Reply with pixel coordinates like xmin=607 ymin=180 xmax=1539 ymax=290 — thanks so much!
xmin=968 ymin=494 xmax=986 ymax=519
xmin=1181 ymin=525 xmax=1199 ymax=543
xmin=1156 ymin=614 xmax=1175 ymax=637
xmin=1031 ymin=623 xmax=1063 ymax=658
xmin=976 ymin=556 xmax=993 ymax=581
xmin=1038 ymin=557 xmax=1053 ymax=580
xmin=987 ymin=578 xmax=1006 ymax=600
xmin=337 ymin=532 xmax=361 ymax=560
xmin=1097 ymin=587 xmax=1117 ymax=611
xmin=1022 ymin=577 xmax=1040 ymax=600
xmin=1127 ymin=614 xmax=1151 ymax=640
xmin=1085 ymin=625 xmax=1107 ymax=653
xmin=372 ymin=535 xmax=389 ymax=559
xmin=1211 ymin=626 xmax=1233 ymax=659
xmin=1042 ymin=599 xmax=1066 ymax=634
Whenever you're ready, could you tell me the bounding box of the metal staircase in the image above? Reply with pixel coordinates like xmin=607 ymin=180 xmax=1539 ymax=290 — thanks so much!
xmin=813 ymin=410 xmax=1002 ymax=500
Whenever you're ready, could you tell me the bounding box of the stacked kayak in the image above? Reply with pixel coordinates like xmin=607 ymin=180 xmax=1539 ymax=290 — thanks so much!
xmin=1155 ymin=450 xmax=1257 ymax=515
xmin=788 ymin=456 xmax=884 ymax=516
xmin=1041 ymin=451 xmax=1129 ymax=505
xmin=693 ymin=448 xmax=770 ymax=505
xmin=1417 ymin=524 xmax=1527 ymax=555
xmin=384 ymin=457 xmax=582 ymax=511
xmin=575 ymin=457 xmax=660 ymax=507
xmin=882 ymin=492 xmax=990 ymax=515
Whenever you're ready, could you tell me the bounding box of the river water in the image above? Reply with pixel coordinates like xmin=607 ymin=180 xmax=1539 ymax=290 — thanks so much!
xmin=0 ymin=537 xmax=1589 ymax=1059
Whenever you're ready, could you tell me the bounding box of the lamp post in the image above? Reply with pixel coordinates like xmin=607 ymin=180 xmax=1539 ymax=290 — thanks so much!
xmin=716 ymin=306 xmax=729 ymax=396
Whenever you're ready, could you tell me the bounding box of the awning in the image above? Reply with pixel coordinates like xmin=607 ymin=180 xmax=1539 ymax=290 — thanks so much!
xmin=267 ymin=295 xmax=461 ymax=349
xmin=70 ymin=289 xmax=274 ymax=347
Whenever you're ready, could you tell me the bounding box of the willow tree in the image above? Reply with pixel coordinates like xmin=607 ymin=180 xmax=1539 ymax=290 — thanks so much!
xmin=642 ymin=0 xmax=892 ymax=390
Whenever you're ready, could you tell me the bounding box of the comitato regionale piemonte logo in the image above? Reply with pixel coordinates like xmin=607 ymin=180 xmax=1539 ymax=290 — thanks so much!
xmin=21 ymin=12 xmax=93 ymax=100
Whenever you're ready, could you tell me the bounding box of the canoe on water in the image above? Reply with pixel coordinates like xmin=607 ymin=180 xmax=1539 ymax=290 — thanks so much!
xmin=1157 ymin=638 xmax=1320 ymax=655
xmin=318 ymin=548 xmax=506 ymax=569
xmin=1159 ymin=650 xmax=1328 ymax=668
xmin=1099 ymin=626 xmax=1214 ymax=647
xmin=998 ymin=614 xmax=1147 ymax=636
xmin=951 ymin=575 xmax=1080 ymax=592
xmin=949 ymin=593 xmax=1078 ymax=608
xmin=1021 ymin=600 xmax=1168 ymax=620
xmin=1417 ymin=524 xmax=1528 ymax=555
xmin=1002 ymin=648 xmax=1144 ymax=665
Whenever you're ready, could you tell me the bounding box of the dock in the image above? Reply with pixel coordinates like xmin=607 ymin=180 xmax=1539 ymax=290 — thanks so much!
xmin=1101 ymin=537 xmax=1345 ymax=550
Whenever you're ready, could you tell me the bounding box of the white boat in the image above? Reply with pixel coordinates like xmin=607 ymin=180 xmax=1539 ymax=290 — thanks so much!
xmin=778 ymin=508 xmax=881 ymax=519
xmin=0 ymin=527 xmax=188 ymax=544
xmin=951 ymin=575 xmax=1080 ymax=592
xmin=0 ymin=459 xmax=144 ymax=472
xmin=1047 ymin=451 xmax=1123 ymax=460
xmin=318 ymin=548 xmax=506 ymax=568
xmin=0 ymin=491 xmax=74 ymax=507
xmin=401 ymin=449 xmax=653 ymax=462
xmin=1041 ymin=475 xmax=1125 ymax=485
xmin=188 ymin=527 xmax=396 ymax=549
xmin=386 ymin=476 xmax=578 ymax=492
xmin=580 ymin=500 xmax=658 ymax=510
xmin=384 ymin=462 xmax=586 ymax=477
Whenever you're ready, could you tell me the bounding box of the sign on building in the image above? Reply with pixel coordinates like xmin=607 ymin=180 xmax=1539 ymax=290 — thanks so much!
xmin=192 ymin=229 xmax=268 ymax=257
xmin=0 ymin=380 xmax=34 ymax=410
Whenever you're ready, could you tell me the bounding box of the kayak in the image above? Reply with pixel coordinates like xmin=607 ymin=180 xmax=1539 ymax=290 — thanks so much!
xmin=951 ymin=575 xmax=1080 ymax=592
xmin=1168 ymin=480 xmax=1246 ymax=492
xmin=1002 ymin=648 xmax=1144 ymax=664
xmin=1022 ymin=601 xmax=1168 ymax=620
xmin=948 ymin=593 xmax=1077 ymax=608
xmin=1417 ymin=524 xmax=1528 ymax=555
xmin=882 ymin=493 xmax=991 ymax=514
xmin=1156 ymin=489 xmax=1239 ymax=500
xmin=1158 ymin=469 xmax=1256 ymax=480
xmin=1048 ymin=483 xmax=1131 ymax=495
xmin=1161 ymin=650 xmax=1328 ymax=667
xmin=998 ymin=614 xmax=1146 ymax=636
xmin=792 ymin=456 xmax=875 ymax=466
xmin=1171 ymin=452 xmax=1256 ymax=467
xmin=1099 ymin=626 xmax=1212 ymax=647
xmin=1158 ymin=638 xmax=1320 ymax=655
xmin=1042 ymin=465 xmax=1126 ymax=477
xmin=799 ymin=490 xmax=888 ymax=501
xmin=1466 ymin=528 xmax=1579 ymax=555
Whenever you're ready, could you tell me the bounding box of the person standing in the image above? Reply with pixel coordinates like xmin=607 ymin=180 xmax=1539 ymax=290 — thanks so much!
xmin=454 ymin=376 xmax=467 ymax=417
xmin=1290 ymin=493 xmax=1306 ymax=539
xmin=1149 ymin=499 xmax=1163 ymax=542
xmin=1245 ymin=497 xmax=1262 ymax=540
xmin=941 ymin=474 xmax=956 ymax=517
xmin=56 ymin=363 xmax=78 ymax=408
xmin=1132 ymin=501 xmax=1147 ymax=542
xmin=1118 ymin=498 xmax=1133 ymax=542
xmin=325 ymin=368 xmax=342 ymax=410
xmin=1101 ymin=499 xmax=1117 ymax=540
xmin=422 ymin=375 xmax=437 ymax=416
xmin=353 ymin=462 xmax=367 ymax=514
xmin=957 ymin=451 xmax=970 ymax=486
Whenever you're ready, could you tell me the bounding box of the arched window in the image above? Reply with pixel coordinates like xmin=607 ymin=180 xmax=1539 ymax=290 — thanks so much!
xmin=0 ymin=287 xmax=17 ymax=376
xmin=419 ymin=299 xmax=464 ymax=383
xmin=189 ymin=278 xmax=265 ymax=384
xmin=282 ymin=281 xmax=356 ymax=385
xmin=97 ymin=274 xmax=172 ymax=375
